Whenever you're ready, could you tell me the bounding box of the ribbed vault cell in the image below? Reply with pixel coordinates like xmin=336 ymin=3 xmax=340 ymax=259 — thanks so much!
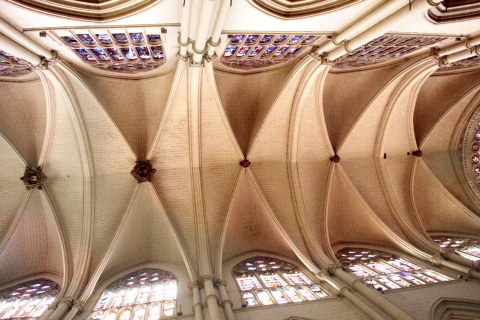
xmin=246 ymin=0 xmax=362 ymax=19
xmin=6 ymin=0 xmax=161 ymax=21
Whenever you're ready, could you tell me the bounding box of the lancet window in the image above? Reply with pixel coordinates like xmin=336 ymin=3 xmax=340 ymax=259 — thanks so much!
xmin=432 ymin=236 xmax=480 ymax=261
xmin=336 ymin=248 xmax=453 ymax=291
xmin=50 ymin=28 xmax=165 ymax=73
xmin=88 ymin=269 xmax=177 ymax=320
xmin=221 ymin=34 xmax=325 ymax=69
xmin=0 ymin=279 xmax=59 ymax=319
xmin=233 ymin=257 xmax=329 ymax=307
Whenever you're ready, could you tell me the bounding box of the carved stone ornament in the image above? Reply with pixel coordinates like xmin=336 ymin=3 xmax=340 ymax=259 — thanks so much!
xmin=240 ymin=159 xmax=251 ymax=168
xmin=20 ymin=166 xmax=47 ymax=190
xmin=130 ymin=160 xmax=156 ymax=183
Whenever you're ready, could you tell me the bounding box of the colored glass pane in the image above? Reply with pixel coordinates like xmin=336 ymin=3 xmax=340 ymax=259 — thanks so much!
xmin=113 ymin=33 xmax=129 ymax=44
xmin=15 ymin=297 xmax=42 ymax=317
xmin=147 ymin=34 xmax=161 ymax=43
xmin=109 ymin=289 xmax=126 ymax=308
xmin=365 ymin=261 xmax=399 ymax=274
xmin=399 ymin=272 xmax=425 ymax=285
xmin=1 ymin=299 xmax=29 ymax=319
xmin=74 ymin=49 xmax=96 ymax=62
xmin=256 ymin=290 xmax=274 ymax=305
xmin=150 ymin=283 xmax=164 ymax=302
xmin=301 ymin=36 xmax=317 ymax=44
xmin=386 ymin=258 xmax=421 ymax=271
xmin=147 ymin=303 xmax=161 ymax=320
xmin=349 ymin=264 xmax=377 ymax=278
xmin=236 ymin=46 xmax=249 ymax=57
xmin=236 ymin=275 xmax=262 ymax=291
xmin=95 ymin=290 xmax=114 ymax=310
xmin=297 ymin=287 xmax=317 ymax=301
xmin=270 ymin=289 xmax=288 ymax=304
xmin=376 ymin=276 xmax=401 ymax=289
xmin=121 ymin=47 xmax=137 ymax=61
xmin=274 ymin=35 xmax=287 ymax=43
xmin=77 ymin=34 xmax=96 ymax=45
xmin=132 ymin=306 xmax=146 ymax=320
xmin=135 ymin=46 xmax=151 ymax=60
xmin=136 ymin=285 xmax=151 ymax=304
xmin=163 ymin=281 xmax=176 ymax=300
xmin=0 ymin=300 xmax=15 ymax=317
xmin=129 ymin=33 xmax=145 ymax=43
xmin=388 ymin=274 xmax=412 ymax=287
xmin=95 ymin=34 xmax=113 ymax=45
xmin=105 ymin=48 xmax=124 ymax=61
xmin=90 ymin=48 xmax=110 ymax=61
xmin=104 ymin=311 xmax=117 ymax=320
xmin=230 ymin=35 xmax=244 ymax=43
xmin=282 ymin=287 xmax=303 ymax=302
xmin=260 ymin=35 xmax=274 ymax=43
xmin=245 ymin=35 xmax=259 ymax=43
xmin=288 ymin=35 xmax=303 ymax=44
xmin=283 ymin=272 xmax=313 ymax=285
xmin=123 ymin=287 xmax=140 ymax=306
xmin=242 ymin=292 xmax=256 ymax=306
xmin=249 ymin=45 xmax=264 ymax=57
xmin=274 ymin=46 xmax=289 ymax=57
xmin=29 ymin=296 xmax=55 ymax=318
xmin=61 ymin=36 xmax=79 ymax=46
xmin=151 ymin=46 xmax=164 ymax=60
xmin=88 ymin=312 xmax=103 ymax=320
xmin=259 ymin=274 xmax=288 ymax=287
xmin=162 ymin=301 xmax=175 ymax=317
xmin=118 ymin=309 xmax=131 ymax=320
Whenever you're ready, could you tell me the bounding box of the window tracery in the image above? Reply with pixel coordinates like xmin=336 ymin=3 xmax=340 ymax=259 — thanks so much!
xmin=336 ymin=248 xmax=453 ymax=291
xmin=0 ymin=279 xmax=59 ymax=319
xmin=221 ymin=34 xmax=325 ymax=70
xmin=334 ymin=35 xmax=451 ymax=68
xmin=50 ymin=29 xmax=165 ymax=73
xmin=88 ymin=269 xmax=177 ymax=320
xmin=233 ymin=257 xmax=329 ymax=307
xmin=432 ymin=236 xmax=480 ymax=261
xmin=0 ymin=50 xmax=33 ymax=77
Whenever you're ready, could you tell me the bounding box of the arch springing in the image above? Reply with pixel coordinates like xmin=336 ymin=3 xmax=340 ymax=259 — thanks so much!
xmin=336 ymin=248 xmax=453 ymax=291
xmin=233 ymin=257 xmax=329 ymax=307
xmin=88 ymin=269 xmax=177 ymax=320
xmin=0 ymin=279 xmax=59 ymax=319
xmin=432 ymin=236 xmax=480 ymax=261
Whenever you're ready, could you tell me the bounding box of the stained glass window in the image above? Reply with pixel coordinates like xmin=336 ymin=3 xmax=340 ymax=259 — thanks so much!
xmin=221 ymin=34 xmax=325 ymax=70
xmin=88 ymin=269 xmax=177 ymax=320
xmin=51 ymin=29 xmax=165 ymax=73
xmin=432 ymin=236 xmax=480 ymax=261
xmin=0 ymin=50 xmax=33 ymax=77
xmin=233 ymin=257 xmax=329 ymax=307
xmin=0 ymin=280 xmax=59 ymax=319
xmin=336 ymin=248 xmax=453 ymax=291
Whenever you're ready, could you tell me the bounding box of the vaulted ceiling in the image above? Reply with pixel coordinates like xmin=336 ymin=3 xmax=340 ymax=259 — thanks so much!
xmin=0 ymin=0 xmax=480 ymax=305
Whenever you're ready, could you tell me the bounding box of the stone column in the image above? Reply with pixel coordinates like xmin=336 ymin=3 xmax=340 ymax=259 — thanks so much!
xmin=64 ymin=300 xmax=84 ymax=320
xmin=202 ymin=276 xmax=221 ymax=320
xmin=216 ymin=280 xmax=235 ymax=320
xmin=189 ymin=281 xmax=204 ymax=320
xmin=48 ymin=297 xmax=73 ymax=320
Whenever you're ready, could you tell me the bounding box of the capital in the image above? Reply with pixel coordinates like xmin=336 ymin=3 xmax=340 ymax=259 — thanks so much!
xmin=73 ymin=300 xmax=85 ymax=313
xmin=215 ymin=279 xmax=228 ymax=287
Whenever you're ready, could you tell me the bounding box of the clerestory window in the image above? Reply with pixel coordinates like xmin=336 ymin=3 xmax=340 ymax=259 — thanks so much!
xmin=0 ymin=279 xmax=59 ymax=319
xmin=233 ymin=257 xmax=329 ymax=307
xmin=432 ymin=236 xmax=480 ymax=261
xmin=336 ymin=248 xmax=453 ymax=291
xmin=88 ymin=269 xmax=177 ymax=320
